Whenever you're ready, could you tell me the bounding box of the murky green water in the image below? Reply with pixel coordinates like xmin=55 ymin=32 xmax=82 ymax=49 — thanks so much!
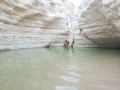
xmin=0 ymin=47 xmax=120 ymax=90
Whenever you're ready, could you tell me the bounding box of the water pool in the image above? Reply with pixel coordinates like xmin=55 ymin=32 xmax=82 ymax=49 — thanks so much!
xmin=0 ymin=47 xmax=120 ymax=90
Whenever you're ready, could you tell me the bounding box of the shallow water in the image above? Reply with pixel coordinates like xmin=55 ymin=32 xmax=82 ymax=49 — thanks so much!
xmin=0 ymin=47 xmax=120 ymax=90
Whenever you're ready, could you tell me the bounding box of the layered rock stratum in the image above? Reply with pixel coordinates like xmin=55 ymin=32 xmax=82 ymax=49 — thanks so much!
xmin=78 ymin=0 xmax=120 ymax=48
xmin=0 ymin=0 xmax=120 ymax=50
xmin=0 ymin=0 xmax=68 ymax=50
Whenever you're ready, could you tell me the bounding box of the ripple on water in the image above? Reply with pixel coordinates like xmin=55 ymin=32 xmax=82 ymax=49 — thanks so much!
xmin=68 ymin=66 xmax=78 ymax=69
xmin=69 ymin=72 xmax=81 ymax=77
xmin=0 ymin=48 xmax=120 ymax=90
xmin=61 ymin=75 xmax=80 ymax=83
xmin=55 ymin=86 xmax=78 ymax=90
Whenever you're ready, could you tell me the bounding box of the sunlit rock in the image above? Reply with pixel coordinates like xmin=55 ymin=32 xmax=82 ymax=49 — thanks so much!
xmin=78 ymin=0 xmax=120 ymax=48
xmin=0 ymin=0 xmax=120 ymax=50
xmin=0 ymin=0 xmax=68 ymax=50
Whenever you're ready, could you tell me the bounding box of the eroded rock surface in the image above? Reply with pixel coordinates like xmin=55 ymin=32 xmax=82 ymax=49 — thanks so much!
xmin=78 ymin=0 xmax=120 ymax=48
xmin=0 ymin=0 xmax=120 ymax=50
xmin=0 ymin=0 xmax=97 ymax=50
xmin=0 ymin=0 xmax=69 ymax=50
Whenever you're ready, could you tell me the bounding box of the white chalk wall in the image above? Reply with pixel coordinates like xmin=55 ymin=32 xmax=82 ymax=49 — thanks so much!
xmin=78 ymin=0 xmax=120 ymax=48
xmin=2 ymin=0 xmax=120 ymax=50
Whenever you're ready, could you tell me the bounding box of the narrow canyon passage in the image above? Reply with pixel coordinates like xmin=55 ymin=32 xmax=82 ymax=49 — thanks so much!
xmin=0 ymin=0 xmax=120 ymax=90
xmin=0 ymin=0 xmax=120 ymax=50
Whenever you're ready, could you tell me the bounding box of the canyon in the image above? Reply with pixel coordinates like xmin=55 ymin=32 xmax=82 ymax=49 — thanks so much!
xmin=0 ymin=0 xmax=120 ymax=50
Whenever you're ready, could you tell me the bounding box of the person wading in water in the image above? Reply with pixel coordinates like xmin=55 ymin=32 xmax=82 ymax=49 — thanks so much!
xmin=64 ymin=40 xmax=69 ymax=47
xmin=71 ymin=36 xmax=74 ymax=47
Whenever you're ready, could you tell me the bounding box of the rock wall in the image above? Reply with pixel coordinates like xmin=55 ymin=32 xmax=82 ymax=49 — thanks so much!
xmin=66 ymin=14 xmax=98 ymax=48
xmin=0 ymin=0 xmax=98 ymax=50
xmin=0 ymin=0 xmax=68 ymax=50
xmin=78 ymin=0 xmax=120 ymax=48
xmin=3 ymin=0 xmax=120 ymax=49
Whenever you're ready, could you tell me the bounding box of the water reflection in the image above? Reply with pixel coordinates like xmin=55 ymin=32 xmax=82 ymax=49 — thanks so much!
xmin=0 ymin=48 xmax=120 ymax=90
xmin=61 ymin=75 xmax=80 ymax=83
xmin=69 ymin=72 xmax=81 ymax=77
xmin=56 ymin=86 xmax=78 ymax=90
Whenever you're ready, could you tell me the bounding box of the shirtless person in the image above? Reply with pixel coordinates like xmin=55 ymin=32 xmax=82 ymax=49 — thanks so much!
xmin=64 ymin=40 xmax=69 ymax=47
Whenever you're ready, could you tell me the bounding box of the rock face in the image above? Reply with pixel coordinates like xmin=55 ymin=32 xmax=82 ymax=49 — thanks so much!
xmin=0 ymin=0 xmax=97 ymax=50
xmin=78 ymin=0 xmax=120 ymax=48
xmin=0 ymin=0 xmax=120 ymax=50
xmin=0 ymin=0 xmax=68 ymax=50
